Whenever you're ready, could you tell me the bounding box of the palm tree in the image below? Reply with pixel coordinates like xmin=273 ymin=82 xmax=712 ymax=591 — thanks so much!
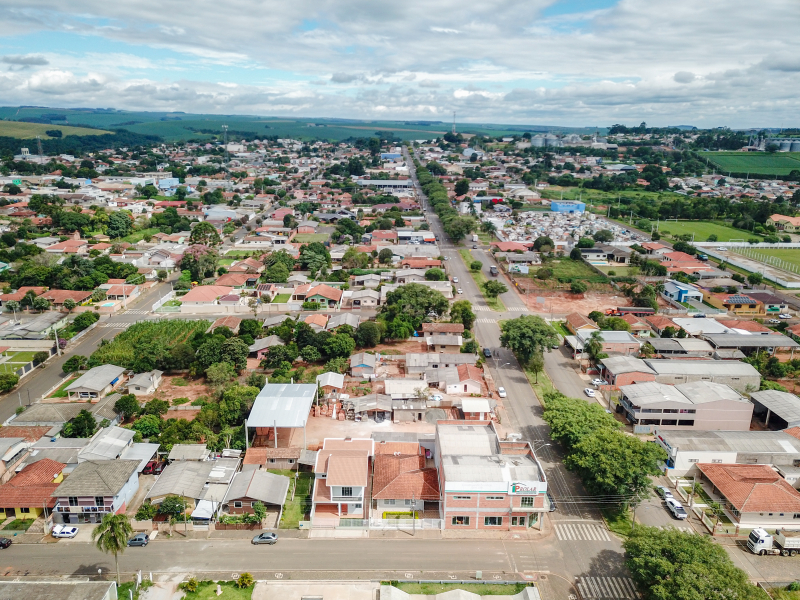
xmin=481 ymin=221 xmax=497 ymax=235
xmin=91 ymin=513 xmax=133 ymax=585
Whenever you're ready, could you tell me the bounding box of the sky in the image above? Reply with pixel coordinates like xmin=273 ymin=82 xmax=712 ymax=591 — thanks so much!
xmin=0 ymin=0 xmax=798 ymax=128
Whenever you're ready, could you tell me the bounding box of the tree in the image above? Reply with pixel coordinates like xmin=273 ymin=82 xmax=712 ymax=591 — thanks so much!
xmin=158 ymin=495 xmax=186 ymax=520
xmin=624 ymin=527 xmax=763 ymax=600
xmin=4 ymin=299 xmax=20 ymax=314
xmin=114 ymin=394 xmax=140 ymax=421
xmin=542 ymin=391 xmax=622 ymax=449
xmin=450 ymin=300 xmax=476 ymax=330
xmin=443 ymin=216 xmax=476 ymax=242
xmin=251 ymin=501 xmax=266 ymax=523
xmin=107 ymin=212 xmax=132 ymax=239
xmin=143 ymin=398 xmax=169 ymax=416
xmin=189 ymin=221 xmax=222 ymax=246
xmin=499 ymin=315 xmax=559 ymax=367
xmin=585 ymin=330 xmax=606 ymax=361
xmin=602 ymin=316 xmax=631 ymax=332
xmin=355 ymin=321 xmax=382 ymax=348
xmin=378 ymin=248 xmax=394 ymax=264
xmin=132 ymin=414 xmax=161 ymax=438
xmin=264 ymin=261 xmax=290 ymax=283
xmin=570 ymin=281 xmax=588 ymax=295
xmin=593 ymin=229 xmax=614 ymax=243
xmin=157 ymin=269 xmax=168 ymax=282
xmin=62 ymin=409 xmax=97 ymax=438
xmin=480 ymin=221 xmax=497 ymax=235
xmin=62 ymin=298 xmax=77 ymax=313
xmin=33 ymin=351 xmax=49 ymax=367
xmin=529 ymin=351 xmax=545 ymax=383
xmin=301 ymin=345 xmax=322 ymax=363
xmin=324 ymin=333 xmax=356 ymax=359
xmin=380 ymin=283 xmax=449 ymax=329
xmin=32 ymin=296 xmax=50 ymax=312
xmin=454 ymin=179 xmax=470 ymax=196
xmin=469 ymin=260 xmax=482 ymax=271
xmin=0 ymin=373 xmax=19 ymax=393
xmin=206 ymin=361 xmax=237 ymax=386
xmin=239 ymin=319 xmax=261 ymax=339
xmin=91 ymin=513 xmax=133 ymax=586
xmin=533 ymin=236 xmax=554 ymax=251
xmin=565 ymin=428 xmax=665 ymax=499
xmin=482 ymin=280 xmax=508 ymax=299
xmin=568 ymin=247 xmax=582 ymax=261
xmin=62 ymin=355 xmax=88 ymax=374
xmin=747 ymin=272 xmax=764 ymax=289
xmin=221 ymin=337 xmax=250 ymax=370
xmin=535 ymin=267 xmax=553 ymax=280
xmin=180 ymin=244 xmax=218 ymax=281
xmin=577 ymin=237 xmax=595 ymax=248
xmin=425 ymin=268 xmax=445 ymax=281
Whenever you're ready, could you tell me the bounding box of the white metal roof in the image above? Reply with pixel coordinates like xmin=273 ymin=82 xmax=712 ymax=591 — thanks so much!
xmin=751 ymin=390 xmax=800 ymax=427
xmin=247 ymin=383 xmax=317 ymax=428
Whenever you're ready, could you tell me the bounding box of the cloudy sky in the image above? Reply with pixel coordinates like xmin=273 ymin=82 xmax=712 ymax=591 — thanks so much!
xmin=0 ymin=0 xmax=797 ymax=127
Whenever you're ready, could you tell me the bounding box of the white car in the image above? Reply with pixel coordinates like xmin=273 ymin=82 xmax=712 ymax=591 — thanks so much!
xmin=665 ymin=498 xmax=688 ymax=520
xmin=655 ymin=486 xmax=674 ymax=500
xmin=457 ymin=288 xmax=463 ymax=294
xmin=715 ymin=246 xmax=727 ymax=251
xmin=584 ymin=388 xmax=596 ymax=397
xmin=52 ymin=525 xmax=79 ymax=538
xmin=780 ymin=314 xmax=793 ymax=320
xmin=768 ymin=319 xmax=781 ymax=324
xmin=497 ymin=387 xmax=507 ymax=398
xmin=591 ymin=378 xmax=608 ymax=386
xmin=452 ymin=277 xmax=459 ymax=283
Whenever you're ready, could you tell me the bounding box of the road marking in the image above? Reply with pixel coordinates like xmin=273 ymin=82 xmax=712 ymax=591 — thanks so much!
xmin=656 ymin=525 xmax=694 ymax=533
xmin=476 ymin=318 xmax=497 ymax=323
xmin=101 ymin=323 xmax=133 ymax=329
xmin=555 ymin=523 xmax=611 ymax=541
xmin=123 ymin=310 xmax=150 ymax=315
xmin=577 ymin=576 xmax=638 ymax=599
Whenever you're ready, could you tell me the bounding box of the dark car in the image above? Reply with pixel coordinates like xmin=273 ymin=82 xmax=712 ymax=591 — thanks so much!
xmin=142 ymin=461 xmax=164 ymax=475
xmin=252 ymin=532 xmax=278 ymax=545
xmin=0 ymin=538 xmax=11 ymax=549
xmin=483 ymin=348 xmax=492 ymax=358
xmin=127 ymin=533 xmax=149 ymax=547
xmin=547 ymin=492 xmax=557 ymax=512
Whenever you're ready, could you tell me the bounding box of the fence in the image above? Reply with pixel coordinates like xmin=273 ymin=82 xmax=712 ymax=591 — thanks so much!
xmin=732 ymin=246 xmax=800 ymax=276
xmin=152 ymin=290 xmax=175 ymax=312
xmin=701 ymin=248 xmax=800 ymax=288
xmin=370 ymin=518 xmax=442 ymax=530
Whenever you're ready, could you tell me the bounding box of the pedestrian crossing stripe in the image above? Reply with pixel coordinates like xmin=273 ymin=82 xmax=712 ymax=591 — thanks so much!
xmin=101 ymin=323 xmax=132 ymax=328
xmin=124 ymin=310 xmax=149 ymax=314
xmin=577 ymin=577 xmax=638 ymax=599
xmin=555 ymin=523 xmax=611 ymax=541
xmin=507 ymin=307 xmax=528 ymax=312
xmin=476 ymin=318 xmax=497 ymax=324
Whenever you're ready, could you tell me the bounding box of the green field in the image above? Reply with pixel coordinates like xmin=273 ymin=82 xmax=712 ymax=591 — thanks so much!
xmin=272 ymin=294 xmax=291 ymax=303
xmin=122 ymin=228 xmax=161 ymax=243
xmin=733 ymin=248 xmax=800 ymax=270
xmin=656 ymin=220 xmax=761 ymax=242
xmin=0 ymin=120 xmax=110 ymax=139
xmin=703 ymin=151 xmax=800 ymax=176
xmin=292 ymin=233 xmax=329 ymax=243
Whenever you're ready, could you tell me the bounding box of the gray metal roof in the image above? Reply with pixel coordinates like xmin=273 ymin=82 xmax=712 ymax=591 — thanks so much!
xmin=646 ymin=338 xmax=683 ymax=352
xmin=326 ymin=313 xmax=361 ymax=330
xmin=0 ymin=582 xmax=116 ymax=600
xmin=120 ymin=442 xmax=160 ymax=472
xmin=426 ymin=334 xmax=462 ymax=346
xmin=12 ymin=402 xmax=84 ymax=425
xmin=350 ymin=352 xmax=377 ymax=368
xmin=620 ymin=381 xmax=694 ymax=406
xmin=168 ymin=444 xmax=210 ymax=461
xmin=346 ymin=393 xmax=392 ymax=413
xmin=78 ymin=426 xmax=134 ymax=461
xmin=601 ymin=356 xmax=654 ymax=375
xmin=53 ymin=459 xmax=139 ymax=496
xmin=674 ymin=380 xmax=747 ymax=404
xmin=224 ymin=469 xmax=290 ymax=506
xmin=657 ymin=429 xmax=800 ymax=454
xmin=66 ymin=364 xmax=126 ymax=392
xmin=146 ymin=461 xmax=216 ymax=500
xmin=644 ymin=359 xmax=761 ymax=377
xmin=128 ymin=370 xmax=163 ymax=388
xmin=405 ymin=353 xmax=477 ymax=368
xmin=441 ymin=454 xmax=542 ymax=483
xmin=437 ymin=423 xmax=498 ymax=456
xmin=751 ymin=390 xmax=800 ymax=427
xmin=247 ymin=384 xmax=317 ymax=428
xmin=703 ymin=333 xmax=800 ymax=348
xmin=248 ymin=335 xmax=285 ymax=352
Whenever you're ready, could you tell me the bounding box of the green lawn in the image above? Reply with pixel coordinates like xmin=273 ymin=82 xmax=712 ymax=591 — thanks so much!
xmin=523 ymin=363 xmax=556 ymax=402
xmin=50 ymin=377 xmax=78 ymax=398
xmin=269 ymin=469 xmax=313 ymax=529
xmin=293 ymin=233 xmax=329 ymax=243
xmin=0 ymin=363 xmax=21 ymax=374
xmin=733 ymin=248 xmax=800 ymax=271
xmin=769 ymin=587 xmax=800 ymax=600
xmin=181 ymin=581 xmax=253 ymax=600
xmin=122 ymin=228 xmax=161 ymax=243
xmin=602 ymin=507 xmax=633 ymax=538
xmin=9 ymin=351 xmax=38 ymax=364
xmin=3 ymin=518 xmax=34 ymax=531
xmin=551 ymin=321 xmax=570 ymax=337
xmin=703 ymin=151 xmax=800 ymax=176
xmin=596 ymin=265 xmax=636 ymax=276
xmin=656 ymin=220 xmax=761 ymax=242
xmin=528 ymin=257 xmax=608 ymax=289
xmin=272 ymin=293 xmax=291 ymax=303
xmin=389 ymin=583 xmax=529 ymax=595
xmin=218 ymin=258 xmax=236 ymax=266
xmin=459 ymin=249 xmax=505 ymax=311
xmin=225 ymin=250 xmax=261 ymax=258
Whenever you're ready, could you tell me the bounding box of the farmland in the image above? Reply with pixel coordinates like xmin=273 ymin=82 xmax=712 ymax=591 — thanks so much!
xmin=88 ymin=319 xmax=210 ymax=369
xmin=0 ymin=121 xmax=110 ymax=139
xmin=655 ymin=220 xmax=761 ymax=242
xmin=702 ymin=151 xmax=800 ymax=176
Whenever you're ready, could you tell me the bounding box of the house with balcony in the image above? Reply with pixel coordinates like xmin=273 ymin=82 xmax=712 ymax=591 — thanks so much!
xmin=65 ymin=364 xmax=126 ymax=400
xmin=51 ymin=459 xmax=139 ymax=524
xmin=311 ymin=438 xmax=374 ymax=526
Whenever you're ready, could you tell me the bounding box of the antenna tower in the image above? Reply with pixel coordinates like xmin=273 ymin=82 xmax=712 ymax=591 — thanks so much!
xmin=36 ymin=135 xmax=43 ymax=159
xmin=452 ymin=112 xmax=456 ymax=135
xmin=222 ymin=125 xmax=229 ymax=163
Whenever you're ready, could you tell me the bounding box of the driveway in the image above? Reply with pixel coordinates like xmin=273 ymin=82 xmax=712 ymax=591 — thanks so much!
xmin=543 ymin=346 xmax=591 ymax=399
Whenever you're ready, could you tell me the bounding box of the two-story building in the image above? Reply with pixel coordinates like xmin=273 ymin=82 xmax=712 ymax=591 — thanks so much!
xmin=52 ymin=459 xmax=139 ymax=524
xmin=436 ymin=421 xmax=548 ymax=531
xmin=311 ymin=438 xmax=374 ymax=526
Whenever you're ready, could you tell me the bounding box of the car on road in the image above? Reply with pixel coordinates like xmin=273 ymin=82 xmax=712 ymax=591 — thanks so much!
xmin=52 ymin=525 xmax=79 ymax=538
xmin=655 ymin=486 xmax=674 ymax=500
xmin=497 ymin=387 xmax=507 ymax=398
xmin=472 ymin=244 xmax=478 ymax=249
xmin=584 ymin=388 xmax=596 ymax=397
xmin=483 ymin=348 xmax=492 ymax=358
xmin=127 ymin=533 xmax=149 ymax=547
xmin=0 ymin=538 xmax=11 ymax=549
xmin=780 ymin=314 xmax=793 ymax=319
xmin=547 ymin=492 xmax=557 ymax=512
xmin=452 ymin=276 xmax=459 ymax=283
xmin=457 ymin=288 xmax=463 ymax=294
xmin=665 ymin=498 xmax=688 ymax=519
xmin=716 ymin=247 xmax=727 ymax=251
xmin=768 ymin=319 xmax=781 ymax=324
xmin=591 ymin=378 xmax=608 ymax=386
xmin=252 ymin=532 xmax=278 ymax=545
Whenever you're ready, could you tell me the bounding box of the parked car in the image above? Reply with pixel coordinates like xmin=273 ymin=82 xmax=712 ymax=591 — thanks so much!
xmin=483 ymin=348 xmax=492 ymax=358
xmin=252 ymin=532 xmax=278 ymax=545
xmin=665 ymin=498 xmax=688 ymax=520
xmin=142 ymin=461 xmax=165 ymax=475
xmin=584 ymin=388 xmax=596 ymax=397
xmin=431 ymin=394 xmax=443 ymax=403
xmin=52 ymin=525 xmax=79 ymax=538
xmin=472 ymin=244 xmax=478 ymax=249
xmin=715 ymin=247 xmax=727 ymax=251
xmin=547 ymin=492 xmax=557 ymax=512
xmin=768 ymin=319 xmax=781 ymax=324
xmin=127 ymin=533 xmax=149 ymax=547
xmin=452 ymin=277 xmax=459 ymax=283
xmin=457 ymin=288 xmax=463 ymax=294
xmin=780 ymin=314 xmax=793 ymax=319
xmin=591 ymin=378 xmax=608 ymax=386
xmin=655 ymin=486 xmax=673 ymax=500
xmin=0 ymin=538 xmax=11 ymax=549
xmin=497 ymin=387 xmax=507 ymax=398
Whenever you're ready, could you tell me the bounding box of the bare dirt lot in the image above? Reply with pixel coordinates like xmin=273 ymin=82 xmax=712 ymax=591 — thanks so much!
xmin=147 ymin=374 xmax=212 ymax=405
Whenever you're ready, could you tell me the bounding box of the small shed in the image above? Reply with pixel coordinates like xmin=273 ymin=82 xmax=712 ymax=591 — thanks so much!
xmin=316 ymin=372 xmax=345 ymax=394
xmin=461 ymin=398 xmax=492 ymax=421
xmin=127 ymin=370 xmax=163 ymax=395
xmin=350 ymin=352 xmax=377 ymax=377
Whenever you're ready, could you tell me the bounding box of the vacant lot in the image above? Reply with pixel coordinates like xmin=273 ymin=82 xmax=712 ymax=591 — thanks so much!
xmin=292 ymin=233 xmax=329 ymax=243
xmin=657 ymin=220 xmax=761 ymax=242
xmin=0 ymin=121 xmax=110 ymax=138
xmin=703 ymin=151 xmax=800 ymax=176
xmin=390 ymin=582 xmax=529 ymax=595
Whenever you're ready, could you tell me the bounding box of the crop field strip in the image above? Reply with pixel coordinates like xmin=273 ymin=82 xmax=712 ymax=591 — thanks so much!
xmin=703 ymin=151 xmax=800 ymax=176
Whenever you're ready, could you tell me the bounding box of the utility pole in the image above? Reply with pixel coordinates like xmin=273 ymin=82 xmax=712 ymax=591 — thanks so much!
xmin=222 ymin=125 xmax=229 ymax=164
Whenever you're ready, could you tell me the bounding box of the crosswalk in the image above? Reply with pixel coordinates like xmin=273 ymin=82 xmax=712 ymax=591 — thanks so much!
xmin=476 ymin=318 xmax=497 ymax=324
xmin=101 ymin=323 xmax=133 ymax=329
xmin=474 ymin=306 xmax=528 ymax=312
xmin=656 ymin=525 xmax=694 ymax=533
xmin=555 ymin=523 xmax=611 ymax=541
xmin=577 ymin=576 xmax=638 ymax=599
xmin=123 ymin=309 xmax=149 ymax=315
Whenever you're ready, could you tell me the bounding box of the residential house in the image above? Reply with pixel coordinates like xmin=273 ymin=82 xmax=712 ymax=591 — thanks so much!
xmin=350 ymin=353 xmax=378 ymax=377
xmin=45 ymin=239 xmax=89 ymax=255
xmin=248 ymin=335 xmax=285 ymax=360
xmin=452 ymin=364 xmax=483 ymax=395
xmin=180 ymin=286 xmax=234 ymax=306
xmin=768 ymin=214 xmax=800 ymax=232
xmin=564 ymin=313 xmax=600 ymax=336
xmin=65 ymin=364 xmax=126 ymax=400
xmin=215 ymin=273 xmax=259 ymax=288
xmin=436 ymin=421 xmax=548 ymax=530
xmin=565 ymin=330 xmax=641 ymax=358
xmin=40 ymin=289 xmax=93 ymax=308
xmin=746 ymin=292 xmax=790 ymax=315
xmin=52 ymin=459 xmax=140 ymax=524
xmin=349 ymin=289 xmax=380 ymax=307
xmin=145 ymin=459 xmax=237 ymax=515
xmin=105 ymin=285 xmax=139 ymax=302
xmin=316 ymin=371 xmax=345 ymax=394
xmin=127 ymin=370 xmax=163 ymax=395
xmin=353 ymin=273 xmax=382 ymax=288
xmin=705 ymin=293 xmax=764 ymax=316
xmin=326 ymin=313 xmax=360 ymax=331
xmin=311 ymin=438 xmax=374 ymax=526
xmin=223 ymin=466 xmax=290 ymax=523
xmin=421 ymin=323 xmax=465 ymax=338
xmin=305 ymin=284 xmax=343 ymax=308
xmin=0 ymin=458 xmax=64 ymax=521
xmin=405 ymin=353 xmax=478 ymax=375
xmin=599 ymin=356 xmax=657 ymax=387
xmin=167 ymin=444 xmax=211 ymax=462
xmin=461 ymin=398 xmax=493 ymax=420
xmin=425 ymin=334 xmax=463 ymax=353
xmin=304 ymin=313 xmax=329 ymax=331
xmin=243 ymin=447 xmax=303 ymax=471
xmin=372 ymin=452 xmax=439 ymax=517
xmin=618 ymin=380 xmax=753 ymax=432
xmin=643 ymin=359 xmax=761 ymax=394
xmin=0 ymin=437 xmax=29 ymax=484
xmin=394 ymin=269 xmax=427 ymax=284
xmin=662 ymin=280 xmax=704 ymax=304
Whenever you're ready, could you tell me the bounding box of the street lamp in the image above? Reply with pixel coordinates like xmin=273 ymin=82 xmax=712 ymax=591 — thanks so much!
xmin=532 ymin=442 xmax=551 ymax=453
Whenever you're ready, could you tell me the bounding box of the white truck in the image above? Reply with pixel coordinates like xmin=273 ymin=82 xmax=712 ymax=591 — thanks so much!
xmin=747 ymin=528 xmax=800 ymax=556
xmin=471 ymin=234 xmax=479 ymax=242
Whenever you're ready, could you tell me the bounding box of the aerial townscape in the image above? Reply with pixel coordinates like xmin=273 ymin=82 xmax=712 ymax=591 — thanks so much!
xmin=0 ymin=2 xmax=799 ymax=600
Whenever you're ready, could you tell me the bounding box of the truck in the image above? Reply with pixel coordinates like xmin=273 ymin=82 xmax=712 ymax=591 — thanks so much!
xmin=489 ymin=266 xmax=498 ymax=276
xmin=747 ymin=528 xmax=800 ymax=556
xmin=471 ymin=234 xmax=479 ymax=242
xmin=605 ymin=306 xmax=655 ymax=317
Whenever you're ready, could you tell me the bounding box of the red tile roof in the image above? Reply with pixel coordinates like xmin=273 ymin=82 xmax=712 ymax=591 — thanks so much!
xmin=372 ymin=454 xmax=440 ymax=500
xmin=0 ymin=426 xmax=51 ymax=443
xmin=306 ymin=284 xmax=343 ymax=302
xmin=697 ymin=463 xmax=800 ymax=513
xmin=0 ymin=459 xmax=65 ymax=509
xmin=243 ymin=447 xmax=301 ymax=465
xmin=457 ymin=364 xmax=483 ymax=383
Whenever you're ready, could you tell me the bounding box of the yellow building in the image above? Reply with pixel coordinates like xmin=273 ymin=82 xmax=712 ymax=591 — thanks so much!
xmin=703 ymin=292 xmax=764 ymax=316
xmin=0 ymin=458 xmax=64 ymax=521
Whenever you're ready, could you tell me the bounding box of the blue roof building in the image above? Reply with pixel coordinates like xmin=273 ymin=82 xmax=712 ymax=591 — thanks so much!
xmin=550 ymin=200 xmax=586 ymax=213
